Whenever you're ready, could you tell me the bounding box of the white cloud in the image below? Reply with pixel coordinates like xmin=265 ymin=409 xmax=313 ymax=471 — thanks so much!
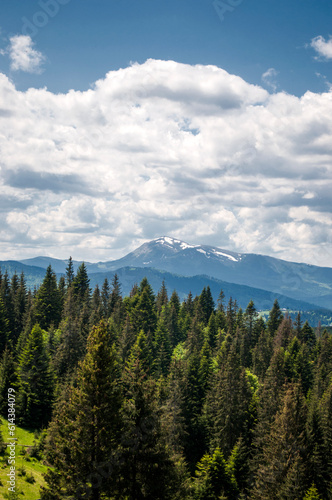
xmin=0 ymin=59 xmax=331 ymax=266
xmin=8 ymin=35 xmax=45 ymax=73
xmin=262 ymin=68 xmax=279 ymax=92
xmin=311 ymin=35 xmax=332 ymax=60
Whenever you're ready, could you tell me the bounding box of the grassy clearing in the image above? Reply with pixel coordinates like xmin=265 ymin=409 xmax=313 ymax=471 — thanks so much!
xmin=0 ymin=418 xmax=48 ymax=500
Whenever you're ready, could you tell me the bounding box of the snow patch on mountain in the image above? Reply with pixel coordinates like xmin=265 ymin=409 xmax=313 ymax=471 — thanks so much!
xmin=212 ymin=249 xmax=240 ymax=262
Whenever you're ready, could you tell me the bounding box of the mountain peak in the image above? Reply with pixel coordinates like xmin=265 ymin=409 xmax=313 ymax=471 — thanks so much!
xmin=153 ymin=236 xmax=198 ymax=250
xmin=151 ymin=236 xmax=241 ymax=262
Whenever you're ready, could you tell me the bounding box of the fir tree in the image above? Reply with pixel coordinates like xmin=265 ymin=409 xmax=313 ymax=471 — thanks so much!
xmin=65 ymin=256 xmax=75 ymax=287
xmin=266 ymin=299 xmax=283 ymax=336
xmin=41 ymin=321 xmax=122 ymax=500
xmin=34 ymin=265 xmax=62 ymax=330
xmin=17 ymin=324 xmax=54 ymax=428
xmin=118 ymin=355 xmax=177 ymax=500
xmin=252 ymin=383 xmax=307 ymax=500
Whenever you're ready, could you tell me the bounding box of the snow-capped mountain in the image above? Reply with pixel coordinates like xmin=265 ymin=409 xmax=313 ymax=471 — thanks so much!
xmin=18 ymin=236 xmax=332 ymax=309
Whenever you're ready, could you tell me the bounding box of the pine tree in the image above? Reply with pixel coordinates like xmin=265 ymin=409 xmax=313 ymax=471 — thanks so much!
xmin=41 ymin=321 xmax=122 ymax=500
xmin=65 ymin=256 xmax=75 ymax=287
xmin=101 ymin=277 xmax=111 ymax=317
xmin=206 ymin=343 xmax=253 ymax=458
xmin=154 ymin=313 xmax=172 ymax=377
xmin=132 ymin=278 xmax=157 ymax=336
xmin=109 ymin=273 xmax=123 ymax=319
xmin=34 ymin=265 xmax=62 ymax=330
xmin=266 ymin=299 xmax=283 ymax=336
xmin=156 ymin=280 xmax=168 ymax=315
xmin=118 ymin=355 xmax=177 ymax=500
xmin=226 ymin=297 xmax=237 ymax=335
xmin=252 ymin=383 xmax=307 ymax=500
xmin=303 ymin=484 xmax=323 ymax=500
xmin=300 ymin=321 xmax=316 ymax=351
xmin=0 ymin=295 xmax=10 ymax=355
xmin=52 ymin=288 xmax=85 ymax=379
xmin=0 ymin=271 xmax=15 ymax=338
xmin=72 ymin=262 xmax=90 ymax=305
xmin=0 ymin=347 xmax=17 ymax=415
xmin=194 ymin=448 xmax=238 ymax=500
xmin=17 ymin=324 xmax=54 ymax=428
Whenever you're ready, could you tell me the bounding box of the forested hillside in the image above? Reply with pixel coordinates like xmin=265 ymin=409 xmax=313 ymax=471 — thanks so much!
xmin=0 ymin=260 xmax=332 ymax=499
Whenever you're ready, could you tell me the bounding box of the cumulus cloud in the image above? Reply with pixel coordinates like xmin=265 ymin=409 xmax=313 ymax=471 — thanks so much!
xmin=311 ymin=35 xmax=332 ymax=60
xmin=262 ymin=68 xmax=279 ymax=92
xmin=7 ymin=35 xmax=45 ymax=73
xmin=0 ymin=59 xmax=331 ymax=266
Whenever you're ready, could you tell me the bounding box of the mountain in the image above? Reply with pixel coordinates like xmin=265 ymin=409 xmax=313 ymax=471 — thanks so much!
xmin=19 ymin=256 xmax=85 ymax=274
xmin=88 ymin=236 xmax=332 ymax=310
xmin=88 ymin=266 xmax=331 ymax=326
xmin=10 ymin=235 xmax=332 ymax=310
xmin=0 ymin=260 xmax=49 ymax=290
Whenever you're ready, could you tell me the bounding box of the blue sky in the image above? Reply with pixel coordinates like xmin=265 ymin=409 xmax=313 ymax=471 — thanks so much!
xmin=0 ymin=0 xmax=332 ymax=266
xmin=1 ymin=0 xmax=332 ymax=95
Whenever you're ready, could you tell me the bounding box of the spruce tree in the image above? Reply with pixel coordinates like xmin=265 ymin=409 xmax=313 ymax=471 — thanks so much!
xmin=65 ymin=256 xmax=75 ymax=287
xmin=34 ymin=265 xmax=62 ymax=330
xmin=17 ymin=324 xmax=54 ymax=428
xmin=0 ymin=295 xmax=10 ymax=355
xmin=266 ymin=299 xmax=283 ymax=336
xmin=41 ymin=321 xmax=122 ymax=500
xmin=252 ymin=383 xmax=307 ymax=500
xmin=118 ymin=355 xmax=177 ymax=500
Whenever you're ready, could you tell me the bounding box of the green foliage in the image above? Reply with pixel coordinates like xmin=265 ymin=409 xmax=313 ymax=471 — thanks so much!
xmin=17 ymin=324 xmax=54 ymax=428
xmin=303 ymin=484 xmax=323 ymax=500
xmin=194 ymin=448 xmax=238 ymax=500
xmin=33 ymin=266 xmax=62 ymax=330
xmin=41 ymin=320 xmax=122 ymax=500
xmin=0 ymin=266 xmax=330 ymax=499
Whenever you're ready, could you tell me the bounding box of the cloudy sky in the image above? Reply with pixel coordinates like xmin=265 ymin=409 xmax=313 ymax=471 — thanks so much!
xmin=0 ymin=0 xmax=332 ymax=266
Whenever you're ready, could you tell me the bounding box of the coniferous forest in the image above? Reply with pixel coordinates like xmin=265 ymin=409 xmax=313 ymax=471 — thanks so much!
xmin=0 ymin=259 xmax=332 ymax=499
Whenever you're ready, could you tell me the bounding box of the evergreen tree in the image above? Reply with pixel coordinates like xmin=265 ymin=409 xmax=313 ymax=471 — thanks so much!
xmin=17 ymin=324 xmax=54 ymax=428
xmin=0 ymin=295 xmax=10 ymax=354
xmin=266 ymin=299 xmax=283 ymax=336
xmin=41 ymin=321 xmax=122 ymax=500
xmin=156 ymin=280 xmax=168 ymax=315
xmin=118 ymin=355 xmax=177 ymax=500
xmin=193 ymin=448 xmax=238 ymax=500
xmin=34 ymin=265 xmax=62 ymax=330
xmin=154 ymin=313 xmax=172 ymax=377
xmin=65 ymin=256 xmax=75 ymax=287
xmin=132 ymin=278 xmax=157 ymax=336
xmin=0 ymin=347 xmax=17 ymax=415
xmin=52 ymin=288 xmax=86 ymax=379
xmin=101 ymin=277 xmax=111 ymax=317
xmin=252 ymin=383 xmax=307 ymax=500
xmin=109 ymin=273 xmax=123 ymax=319
xmin=300 ymin=320 xmax=316 ymax=351
xmin=0 ymin=271 xmax=15 ymax=338
xmin=72 ymin=262 xmax=90 ymax=305
xmin=206 ymin=343 xmax=253 ymax=458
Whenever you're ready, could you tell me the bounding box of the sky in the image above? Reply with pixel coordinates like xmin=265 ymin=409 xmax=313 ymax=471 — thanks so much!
xmin=0 ymin=0 xmax=332 ymax=266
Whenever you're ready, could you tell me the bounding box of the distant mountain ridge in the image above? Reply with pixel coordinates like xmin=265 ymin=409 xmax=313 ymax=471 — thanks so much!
xmin=3 ymin=235 xmax=331 ymax=312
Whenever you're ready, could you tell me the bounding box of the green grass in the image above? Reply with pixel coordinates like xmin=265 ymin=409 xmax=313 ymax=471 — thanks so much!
xmin=0 ymin=419 xmax=48 ymax=500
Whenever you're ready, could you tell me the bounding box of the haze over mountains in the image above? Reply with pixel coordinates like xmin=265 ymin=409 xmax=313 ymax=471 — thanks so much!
xmin=1 ymin=236 xmax=332 ymax=324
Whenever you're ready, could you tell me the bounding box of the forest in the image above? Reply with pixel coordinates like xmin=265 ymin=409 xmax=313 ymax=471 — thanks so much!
xmin=0 ymin=259 xmax=331 ymax=499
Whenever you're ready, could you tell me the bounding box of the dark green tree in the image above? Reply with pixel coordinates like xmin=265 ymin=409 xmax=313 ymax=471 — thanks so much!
xmin=17 ymin=324 xmax=54 ymax=428
xmin=34 ymin=265 xmax=62 ymax=330
xmin=266 ymin=299 xmax=283 ymax=336
xmin=41 ymin=321 xmax=122 ymax=500
xmin=118 ymin=355 xmax=177 ymax=500
xmin=65 ymin=256 xmax=75 ymax=287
